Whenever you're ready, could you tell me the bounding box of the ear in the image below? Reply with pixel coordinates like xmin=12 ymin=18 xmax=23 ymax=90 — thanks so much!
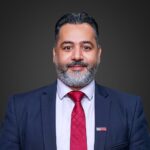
xmin=53 ymin=48 xmax=56 ymax=63
xmin=98 ymin=47 xmax=102 ymax=57
xmin=97 ymin=47 xmax=102 ymax=64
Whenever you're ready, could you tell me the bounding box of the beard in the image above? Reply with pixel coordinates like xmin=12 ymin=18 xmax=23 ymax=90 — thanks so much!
xmin=54 ymin=60 xmax=99 ymax=88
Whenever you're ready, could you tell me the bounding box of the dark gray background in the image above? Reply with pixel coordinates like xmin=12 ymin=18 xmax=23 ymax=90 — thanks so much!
xmin=0 ymin=1 xmax=150 ymax=126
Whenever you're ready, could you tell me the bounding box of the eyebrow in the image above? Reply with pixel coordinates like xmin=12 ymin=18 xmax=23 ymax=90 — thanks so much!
xmin=61 ymin=41 xmax=93 ymax=45
xmin=81 ymin=41 xmax=94 ymax=47
xmin=60 ymin=40 xmax=94 ymax=48
xmin=81 ymin=41 xmax=93 ymax=45
xmin=61 ymin=41 xmax=74 ymax=45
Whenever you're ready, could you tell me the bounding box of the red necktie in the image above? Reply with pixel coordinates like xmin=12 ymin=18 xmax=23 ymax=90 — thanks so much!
xmin=68 ymin=91 xmax=87 ymax=150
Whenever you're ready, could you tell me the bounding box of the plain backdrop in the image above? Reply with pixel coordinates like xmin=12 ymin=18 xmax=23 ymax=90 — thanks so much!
xmin=0 ymin=1 xmax=150 ymax=126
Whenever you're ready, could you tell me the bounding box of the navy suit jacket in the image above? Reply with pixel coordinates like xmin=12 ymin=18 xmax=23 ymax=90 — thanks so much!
xmin=0 ymin=81 xmax=150 ymax=150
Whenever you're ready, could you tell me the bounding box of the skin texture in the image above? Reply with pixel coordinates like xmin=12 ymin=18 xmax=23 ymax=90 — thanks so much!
xmin=53 ymin=23 xmax=102 ymax=90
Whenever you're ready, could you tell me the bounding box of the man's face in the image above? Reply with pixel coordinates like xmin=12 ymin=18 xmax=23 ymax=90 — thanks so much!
xmin=53 ymin=23 xmax=102 ymax=89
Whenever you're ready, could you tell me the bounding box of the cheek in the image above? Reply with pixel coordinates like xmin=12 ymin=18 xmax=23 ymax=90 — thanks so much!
xmin=54 ymin=53 xmax=71 ymax=65
xmin=85 ymin=53 xmax=99 ymax=64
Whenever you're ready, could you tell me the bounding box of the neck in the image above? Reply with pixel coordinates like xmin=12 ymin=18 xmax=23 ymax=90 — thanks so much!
xmin=69 ymin=84 xmax=89 ymax=91
xmin=70 ymin=87 xmax=82 ymax=91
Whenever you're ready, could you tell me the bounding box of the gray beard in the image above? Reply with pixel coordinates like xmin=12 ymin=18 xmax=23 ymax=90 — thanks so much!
xmin=55 ymin=61 xmax=99 ymax=88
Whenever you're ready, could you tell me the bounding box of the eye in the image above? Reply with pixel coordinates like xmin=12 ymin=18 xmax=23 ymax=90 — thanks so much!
xmin=83 ymin=45 xmax=92 ymax=51
xmin=63 ymin=46 xmax=72 ymax=51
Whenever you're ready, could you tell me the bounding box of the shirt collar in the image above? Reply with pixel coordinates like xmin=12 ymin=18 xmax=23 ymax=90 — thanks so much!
xmin=57 ymin=79 xmax=95 ymax=101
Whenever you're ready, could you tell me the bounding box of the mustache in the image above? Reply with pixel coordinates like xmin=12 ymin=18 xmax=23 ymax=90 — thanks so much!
xmin=66 ymin=61 xmax=88 ymax=67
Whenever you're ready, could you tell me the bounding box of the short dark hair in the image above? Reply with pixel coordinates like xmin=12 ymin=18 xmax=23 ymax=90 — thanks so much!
xmin=55 ymin=12 xmax=100 ymax=47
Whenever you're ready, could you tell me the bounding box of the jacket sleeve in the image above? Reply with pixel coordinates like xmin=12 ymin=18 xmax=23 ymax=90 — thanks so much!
xmin=129 ymin=97 xmax=150 ymax=149
xmin=0 ymin=96 xmax=20 ymax=150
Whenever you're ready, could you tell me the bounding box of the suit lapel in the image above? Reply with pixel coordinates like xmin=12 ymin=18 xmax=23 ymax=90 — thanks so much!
xmin=40 ymin=82 xmax=111 ymax=150
xmin=41 ymin=82 xmax=57 ymax=150
xmin=94 ymin=84 xmax=112 ymax=150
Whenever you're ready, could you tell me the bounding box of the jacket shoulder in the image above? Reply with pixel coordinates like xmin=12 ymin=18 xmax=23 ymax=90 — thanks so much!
xmin=6 ymin=82 xmax=57 ymax=114
xmin=95 ymin=83 xmax=142 ymax=106
xmin=11 ymin=82 xmax=56 ymax=100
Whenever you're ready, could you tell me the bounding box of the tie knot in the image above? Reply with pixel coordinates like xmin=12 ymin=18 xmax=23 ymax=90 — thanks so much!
xmin=68 ymin=91 xmax=85 ymax=103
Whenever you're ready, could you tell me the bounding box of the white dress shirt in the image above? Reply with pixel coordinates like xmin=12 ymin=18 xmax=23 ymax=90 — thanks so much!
xmin=56 ymin=79 xmax=95 ymax=150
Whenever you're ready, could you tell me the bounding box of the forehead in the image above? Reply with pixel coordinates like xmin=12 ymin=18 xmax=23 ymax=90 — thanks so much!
xmin=57 ymin=23 xmax=96 ymax=43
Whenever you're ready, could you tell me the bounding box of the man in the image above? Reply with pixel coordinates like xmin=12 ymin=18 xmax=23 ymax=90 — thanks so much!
xmin=0 ymin=12 xmax=150 ymax=150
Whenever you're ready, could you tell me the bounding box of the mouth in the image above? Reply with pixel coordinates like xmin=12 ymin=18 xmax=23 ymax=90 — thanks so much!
xmin=67 ymin=61 xmax=88 ymax=72
xmin=68 ymin=65 xmax=86 ymax=71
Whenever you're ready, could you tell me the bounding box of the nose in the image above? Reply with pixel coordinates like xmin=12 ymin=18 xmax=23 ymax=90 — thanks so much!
xmin=71 ymin=46 xmax=83 ymax=61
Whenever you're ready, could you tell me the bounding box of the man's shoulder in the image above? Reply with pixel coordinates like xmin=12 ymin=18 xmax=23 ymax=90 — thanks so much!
xmin=95 ymin=83 xmax=144 ymax=117
xmin=95 ymin=83 xmax=141 ymax=105
xmin=8 ymin=81 xmax=57 ymax=105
